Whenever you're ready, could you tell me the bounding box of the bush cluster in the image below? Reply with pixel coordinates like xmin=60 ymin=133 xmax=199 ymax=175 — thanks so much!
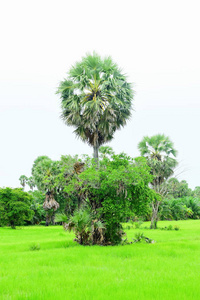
xmin=159 ymin=197 xmax=200 ymax=220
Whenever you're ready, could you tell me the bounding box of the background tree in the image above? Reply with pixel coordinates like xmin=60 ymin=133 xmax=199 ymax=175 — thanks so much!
xmin=165 ymin=178 xmax=192 ymax=199
xmin=138 ymin=134 xmax=178 ymax=229
xmin=28 ymin=190 xmax=46 ymax=225
xmin=0 ymin=188 xmax=34 ymax=229
xmin=27 ymin=177 xmax=35 ymax=191
xmin=31 ymin=156 xmax=61 ymax=225
xmin=57 ymin=53 xmax=134 ymax=162
xmin=193 ymin=186 xmax=200 ymax=198
xmin=99 ymin=146 xmax=115 ymax=159
xmin=19 ymin=175 xmax=28 ymax=190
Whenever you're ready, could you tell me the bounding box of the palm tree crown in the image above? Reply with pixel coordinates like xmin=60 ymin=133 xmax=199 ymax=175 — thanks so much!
xmin=57 ymin=53 xmax=134 ymax=160
xmin=138 ymin=134 xmax=178 ymax=191
xmin=138 ymin=134 xmax=177 ymax=159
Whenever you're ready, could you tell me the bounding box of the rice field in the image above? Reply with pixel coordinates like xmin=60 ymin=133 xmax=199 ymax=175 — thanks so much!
xmin=0 ymin=220 xmax=200 ymax=299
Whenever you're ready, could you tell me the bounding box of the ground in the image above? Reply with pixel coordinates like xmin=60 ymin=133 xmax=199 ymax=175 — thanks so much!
xmin=0 ymin=220 xmax=200 ymax=299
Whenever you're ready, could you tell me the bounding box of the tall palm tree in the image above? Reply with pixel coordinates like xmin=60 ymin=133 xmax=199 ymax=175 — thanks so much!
xmin=57 ymin=53 xmax=134 ymax=162
xmin=138 ymin=134 xmax=178 ymax=228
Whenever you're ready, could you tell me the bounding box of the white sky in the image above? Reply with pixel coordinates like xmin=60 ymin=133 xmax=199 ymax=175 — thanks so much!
xmin=0 ymin=0 xmax=200 ymax=189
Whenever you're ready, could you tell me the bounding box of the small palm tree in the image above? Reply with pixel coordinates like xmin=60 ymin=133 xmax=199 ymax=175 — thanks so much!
xmin=138 ymin=134 xmax=178 ymax=191
xmin=57 ymin=53 xmax=134 ymax=162
xmin=61 ymin=207 xmax=105 ymax=245
xmin=31 ymin=157 xmax=61 ymax=225
xmin=138 ymin=134 xmax=178 ymax=229
xmin=19 ymin=175 xmax=28 ymax=190
xmin=27 ymin=177 xmax=35 ymax=191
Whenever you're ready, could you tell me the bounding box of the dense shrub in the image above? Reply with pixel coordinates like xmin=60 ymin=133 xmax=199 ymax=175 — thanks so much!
xmin=0 ymin=188 xmax=34 ymax=228
xmin=28 ymin=190 xmax=46 ymax=225
xmin=64 ymin=154 xmax=154 ymax=245
xmin=159 ymin=197 xmax=200 ymax=220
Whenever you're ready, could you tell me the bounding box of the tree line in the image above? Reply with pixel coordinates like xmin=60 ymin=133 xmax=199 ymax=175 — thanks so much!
xmin=1 ymin=145 xmax=200 ymax=237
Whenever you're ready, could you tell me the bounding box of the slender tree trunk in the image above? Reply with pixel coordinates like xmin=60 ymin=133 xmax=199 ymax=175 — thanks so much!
xmin=93 ymin=136 xmax=99 ymax=166
xmin=150 ymin=200 xmax=160 ymax=229
xmin=93 ymin=145 xmax=99 ymax=161
xmin=10 ymin=221 xmax=16 ymax=229
xmin=51 ymin=213 xmax=55 ymax=225
xmin=45 ymin=213 xmax=51 ymax=226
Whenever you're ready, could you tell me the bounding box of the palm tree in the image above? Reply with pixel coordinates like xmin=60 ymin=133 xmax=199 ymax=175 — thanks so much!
xmin=19 ymin=175 xmax=28 ymax=190
xmin=31 ymin=156 xmax=60 ymax=225
xmin=138 ymin=134 xmax=178 ymax=228
xmin=27 ymin=177 xmax=35 ymax=191
xmin=138 ymin=134 xmax=178 ymax=190
xmin=57 ymin=53 xmax=134 ymax=162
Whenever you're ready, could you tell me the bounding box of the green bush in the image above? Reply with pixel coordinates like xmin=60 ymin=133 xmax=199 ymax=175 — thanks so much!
xmin=159 ymin=197 xmax=200 ymax=221
xmin=28 ymin=190 xmax=46 ymax=225
xmin=133 ymin=232 xmax=154 ymax=243
xmin=167 ymin=225 xmax=173 ymax=230
xmin=29 ymin=243 xmax=40 ymax=251
xmin=0 ymin=188 xmax=34 ymax=228
xmin=174 ymin=225 xmax=180 ymax=231
xmin=64 ymin=154 xmax=153 ymax=245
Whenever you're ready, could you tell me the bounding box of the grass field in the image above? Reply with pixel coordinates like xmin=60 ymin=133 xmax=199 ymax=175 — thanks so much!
xmin=0 ymin=220 xmax=200 ymax=300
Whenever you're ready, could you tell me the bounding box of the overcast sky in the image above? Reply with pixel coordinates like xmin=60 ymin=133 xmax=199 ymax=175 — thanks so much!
xmin=0 ymin=0 xmax=200 ymax=189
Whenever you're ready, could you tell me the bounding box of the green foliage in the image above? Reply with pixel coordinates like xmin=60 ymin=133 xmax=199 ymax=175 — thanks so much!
xmin=193 ymin=186 xmax=200 ymax=198
xmin=63 ymin=207 xmax=105 ymax=245
xmin=57 ymin=53 xmax=134 ymax=160
xmin=164 ymin=178 xmax=192 ymax=199
xmin=138 ymin=134 xmax=177 ymax=158
xmin=174 ymin=225 xmax=180 ymax=231
xmin=160 ymin=197 xmax=200 ymax=220
xmin=29 ymin=243 xmax=40 ymax=251
xmin=31 ymin=156 xmax=61 ymax=193
xmin=133 ymin=232 xmax=154 ymax=243
xmin=64 ymin=152 xmax=153 ymax=245
xmin=55 ymin=213 xmax=68 ymax=224
xmin=28 ymin=190 xmax=46 ymax=224
xmin=159 ymin=225 xmax=180 ymax=231
xmin=0 ymin=188 xmax=34 ymax=228
xmin=138 ymin=134 xmax=178 ymax=192
xmin=167 ymin=225 xmax=173 ymax=230
xmin=138 ymin=134 xmax=178 ymax=229
xmin=19 ymin=175 xmax=28 ymax=189
xmin=27 ymin=176 xmax=35 ymax=190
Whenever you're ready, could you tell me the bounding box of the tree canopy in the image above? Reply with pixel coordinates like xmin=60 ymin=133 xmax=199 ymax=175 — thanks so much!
xmin=57 ymin=53 xmax=134 ymax=161
xmin=62 ymin=152 xmax=154 ymax=244
xmin=138 ymin=134 xmax=178 ymax=194
xmin=0 ymin=188 xmax=33 ymax=228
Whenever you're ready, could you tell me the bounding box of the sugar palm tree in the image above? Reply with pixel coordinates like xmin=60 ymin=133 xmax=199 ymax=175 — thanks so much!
xmin=57 ymin=53 xmax=134 ymax=162
xmin=19 ymin=175 xmax=28 ymax=190
xmin=27 ymin=177 xmax=35 ymax=191
xmin=138 ymin=134 xmax=178 ymax=228
xmin=138 ymin=134 xmax=178 ymax=190
xmin=31 ymin=156 xmax=60 ymax=225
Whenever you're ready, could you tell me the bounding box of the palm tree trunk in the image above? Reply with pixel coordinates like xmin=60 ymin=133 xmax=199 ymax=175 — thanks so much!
xmin=150 ymin=200 xmax=160 ymax=229
xmin=45 ymin=212 xmax=51 ymax=226
xmin=93 ymin=132 xmax=99 ymax=165
xmin=93 ymin=144 xmax=99 ymax=162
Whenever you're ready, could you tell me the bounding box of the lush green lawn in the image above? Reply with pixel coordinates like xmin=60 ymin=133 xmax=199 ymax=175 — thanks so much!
xmin=0 ymin=220 xmax=200 ymax=299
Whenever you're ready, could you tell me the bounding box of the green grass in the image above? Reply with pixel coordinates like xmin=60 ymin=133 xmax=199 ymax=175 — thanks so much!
xmin=1 ymin=220 xmax=200 ymax=299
